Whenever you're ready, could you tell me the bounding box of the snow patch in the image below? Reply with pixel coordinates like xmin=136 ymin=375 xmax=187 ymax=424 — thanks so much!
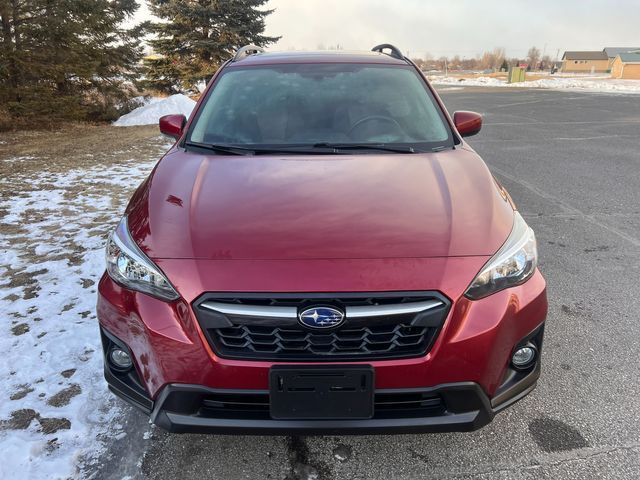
xmin=2 ymin=155 xmax=38 ymax=164
xmin=113 ymin=94 xmax=196 ymax=127
xmin=0 ymin=139 xmax=172 ymax=478
xmin=429 ymin=75 xmax=640 ymax=94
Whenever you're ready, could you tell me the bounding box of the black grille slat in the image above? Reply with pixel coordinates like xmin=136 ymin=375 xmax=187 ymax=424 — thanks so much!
xmin=253 ymin=344 xmax=279 ymax=352
xmin=210 ymin=322 xmax=434 ymax=360
xmin=217 ymin=328 xmax=245 ymax=339
xmin=219 ymin=337 xmax=249 ymax=348
xmin=194 ymin=293 xmax=449 ymax=361
xmin=366 ymin=334 xmax=396 ymax=343
xmin=250 ymin=338 xmax=279 ymax=346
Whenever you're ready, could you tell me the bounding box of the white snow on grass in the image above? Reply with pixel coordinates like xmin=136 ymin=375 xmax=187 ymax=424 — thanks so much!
xmin=113 ymin=94 xmax=196 ymax=127
xmin=0 ymin=137 xmax=171 ymax=479
xmin=429 ymin=75 xmax=640 ymax=94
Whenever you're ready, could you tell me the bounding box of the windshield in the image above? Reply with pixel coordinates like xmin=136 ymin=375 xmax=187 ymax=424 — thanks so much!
xmin=187 ymin=63 xmax=453 ymax=152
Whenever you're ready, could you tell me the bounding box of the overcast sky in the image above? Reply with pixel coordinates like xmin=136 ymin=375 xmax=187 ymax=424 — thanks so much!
xmin=135 ymin=0 xmax=639 ymax=59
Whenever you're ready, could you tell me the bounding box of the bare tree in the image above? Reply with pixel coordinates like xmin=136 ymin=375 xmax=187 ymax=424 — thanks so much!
xmin=478 ymin=47 xmax=506 ymax=71
xmin=438 ymin=56 xmax=448 ymax=72
xmin=527 ymin=47 xmax=541 ymax=70
xmin=411 ymin=58 xmax=426 ymax=69
xmin=540 ymin=54 xmax=552 ymax=71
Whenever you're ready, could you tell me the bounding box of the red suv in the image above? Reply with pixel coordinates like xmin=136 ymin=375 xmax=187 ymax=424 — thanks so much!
xmin=98 ymin=44 xmax=547 ymax=434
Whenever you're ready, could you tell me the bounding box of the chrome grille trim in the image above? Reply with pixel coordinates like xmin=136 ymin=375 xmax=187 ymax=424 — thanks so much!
xmin=200 ymin=299 xmax=444 ymax=319
xmin=345 ymin=300 xmax=444 ymax=318
xmin=200 ymin=301 xmax=297 ymax=318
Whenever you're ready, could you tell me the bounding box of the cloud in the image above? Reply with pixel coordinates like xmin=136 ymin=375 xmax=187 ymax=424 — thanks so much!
xmin=264 ymin=0 xmax=640 ymax=58
xmin=132 ymin=0 xmax=640 ymax=59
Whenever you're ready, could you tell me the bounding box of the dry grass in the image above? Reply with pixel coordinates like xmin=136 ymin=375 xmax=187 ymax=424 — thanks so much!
xmin=0 ymin=123 xmax=160 ymax=177
xmin=0 ymin=123 xmax=168 ymax=280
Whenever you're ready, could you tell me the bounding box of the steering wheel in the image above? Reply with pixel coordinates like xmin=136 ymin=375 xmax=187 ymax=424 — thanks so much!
xmin=348 ymin=115 xmax=404 ymax=139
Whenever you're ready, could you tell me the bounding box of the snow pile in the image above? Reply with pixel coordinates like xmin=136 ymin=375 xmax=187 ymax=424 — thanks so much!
xmin=429 ymin=75 xmax=640 ymax=94
xmin=430 ymin=76 xmax=506 ymax=87
xmin=113 ymin=94 xmax=196 ymax=127
xmin=0 ymin=140 xmax=171 ymax=478
xmin=509 ymin=77 xmax=640 ymax=94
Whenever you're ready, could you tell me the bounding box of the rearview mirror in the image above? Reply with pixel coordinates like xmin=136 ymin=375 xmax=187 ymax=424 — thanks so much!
xmin=453 ymin=111 xmax=482 ymax=137
xmin=159 ymin=114 xmax=187 ymax=140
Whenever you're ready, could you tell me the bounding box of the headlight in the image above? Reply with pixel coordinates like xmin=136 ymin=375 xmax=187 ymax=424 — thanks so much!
xmin=106 ymin=217 xmax=179 ymax=301
xmin=464 ymin=212 xmax=537 ymax=300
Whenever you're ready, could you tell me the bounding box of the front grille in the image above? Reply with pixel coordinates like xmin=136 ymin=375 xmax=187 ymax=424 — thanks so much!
xmin=214 ymin=324 xmax=430 ymax=358
xmin=193 ymin=292 xmax=450 ymax=361
xmin=195 ymin=390 xmax=445 ymax=420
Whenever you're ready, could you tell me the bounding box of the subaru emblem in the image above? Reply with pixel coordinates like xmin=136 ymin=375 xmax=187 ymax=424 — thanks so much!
xmin=298 ymin=307 xmax=345 ymax=329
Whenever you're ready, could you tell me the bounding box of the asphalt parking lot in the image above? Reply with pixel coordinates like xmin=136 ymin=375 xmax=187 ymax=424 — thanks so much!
xmin=98 ymin=88 xmax=640 ymax=479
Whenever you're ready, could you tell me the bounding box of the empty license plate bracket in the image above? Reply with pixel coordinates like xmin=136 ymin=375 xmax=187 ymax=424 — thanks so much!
xmin=269 ymin=365 xmax=375 ymax=420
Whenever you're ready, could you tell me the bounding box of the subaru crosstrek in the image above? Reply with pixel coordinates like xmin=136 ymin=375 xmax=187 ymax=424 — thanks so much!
xmin=98 ymin=44 xmax=547 ymax=434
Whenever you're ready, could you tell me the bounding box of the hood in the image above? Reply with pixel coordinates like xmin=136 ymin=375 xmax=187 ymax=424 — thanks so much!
xmin=127 ymin=147 xmax=514 ymax=260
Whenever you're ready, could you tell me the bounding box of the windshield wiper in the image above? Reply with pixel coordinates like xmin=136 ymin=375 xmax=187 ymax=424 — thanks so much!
xmin=186 ymin=141 xmax=334 ymax=156
xmin=312 ymin=143 xmax=418 ymax=154
xmin=185 ymin=141 xmax=256 ymax=155
xmin=186 ymin=141 xmax=443 ymax=156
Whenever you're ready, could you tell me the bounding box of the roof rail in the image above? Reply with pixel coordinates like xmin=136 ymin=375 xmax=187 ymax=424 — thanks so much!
xmin=371 ymin=44 xmax=405 ymax=60
xmin=233 ymin=45 xmax=265 ymax=62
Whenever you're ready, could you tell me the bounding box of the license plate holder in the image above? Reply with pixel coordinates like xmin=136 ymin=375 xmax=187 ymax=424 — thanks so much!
xmin=269 ymin=365 xmax=374 ymax=420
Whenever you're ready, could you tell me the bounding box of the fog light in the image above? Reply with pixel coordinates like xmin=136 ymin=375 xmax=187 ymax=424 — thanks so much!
xmin=109 ymin=348 xmax=132 ymax=370
xmin=512 ymin=345 xmax=536 ymax=369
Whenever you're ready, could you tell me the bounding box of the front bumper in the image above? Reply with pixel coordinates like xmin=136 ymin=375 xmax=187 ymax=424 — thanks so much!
xmin=105 ymin=361 xmax=540 ymax=434
xmin=97 ymin=262 xmax=547 ymax=434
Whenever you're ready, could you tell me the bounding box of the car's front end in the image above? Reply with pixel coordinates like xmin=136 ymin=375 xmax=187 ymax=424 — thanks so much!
xmin=97 ymin=46 xmax=547 ymax=434
xmin=98 ymin=257 xmax=545 ymax=434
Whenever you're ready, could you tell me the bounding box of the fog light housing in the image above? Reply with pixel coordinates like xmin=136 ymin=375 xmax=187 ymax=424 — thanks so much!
xmin=109 ymin=348 xmax=133 ymax=371
xmin=512 ymin=345 xmax=537 ymax=370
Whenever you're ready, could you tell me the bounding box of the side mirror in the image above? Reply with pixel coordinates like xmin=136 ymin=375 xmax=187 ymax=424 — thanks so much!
xmin=159 ymin=114 xmax=187 ymax=140
xmin=453 ymin=111 xmax=482 ymax=137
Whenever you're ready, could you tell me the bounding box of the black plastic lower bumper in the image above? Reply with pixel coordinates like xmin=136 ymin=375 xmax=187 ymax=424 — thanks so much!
xmin=108 ymin=376 xmax=538 ymax=435
xmin=149 ymin=382 xmax=495 ymax=434
xmin=102 ymin=325 xmax=542 ymax=435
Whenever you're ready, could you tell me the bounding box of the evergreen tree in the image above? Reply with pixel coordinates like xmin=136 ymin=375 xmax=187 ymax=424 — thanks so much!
xmin=145 ymin=0 xmax=280 ymax=93
xmin=0 ymin=0 xmax=145 ymax=125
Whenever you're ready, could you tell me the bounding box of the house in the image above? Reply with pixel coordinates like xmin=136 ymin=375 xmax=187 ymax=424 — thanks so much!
xmin=560 ymin=51 xmax=609 ymax=73
xmin=611 ymin=51 xmax=640 ymax=79
xmin=603 ymin=47 xmax=640 ymax=69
